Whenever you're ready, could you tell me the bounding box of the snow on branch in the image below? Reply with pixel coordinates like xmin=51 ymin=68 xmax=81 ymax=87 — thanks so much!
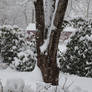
xmin=49 ymin=0 xmax=60 ymax=31
xmin=40 ymin=0 xmax=59 ymax=53
xmin=43 ymin=0 xmax=54 ymax=28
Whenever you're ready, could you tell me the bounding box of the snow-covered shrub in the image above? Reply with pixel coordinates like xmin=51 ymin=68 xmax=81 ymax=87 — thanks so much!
xmin=60 ymin=18 xmax=92 ymax=77
xmin=0 ymin=25 xmax=36 ymax=71
xmin=12 ymin=29 xmax=37 ymax=71
xmin=0 ymin=25 xmax=24 ymax=64
xmin=15 ymin=37 xmax=37 ymax=71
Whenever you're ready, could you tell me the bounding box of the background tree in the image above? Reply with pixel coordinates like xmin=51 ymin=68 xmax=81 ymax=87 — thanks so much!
xmin=34 ymin=0 xmax=68 ymax=85
xmin=0 ymin=0 xmax=35 ymax=28
xmin=1 ymin=0 xmax=92 ymax=28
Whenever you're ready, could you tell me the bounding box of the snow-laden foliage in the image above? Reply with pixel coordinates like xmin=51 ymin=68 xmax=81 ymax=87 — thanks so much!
xmin=0 ymin=25 xmax=24 ymax=64
xmin=15 ymin=36 xmax=37 ymax=71
xmin=60 ymin=18 xmax=92 ymax=77
xmin=0 ymin=25 xmax=36 ymax=71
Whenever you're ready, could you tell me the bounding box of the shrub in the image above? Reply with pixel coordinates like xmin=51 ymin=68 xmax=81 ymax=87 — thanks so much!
xmin=59 ymin=18 xmax=92 ymax=77
xmin=0 ymin=25 xmax=24 ymax=64
xmin=0 ymin=25 xmax=36 ymax=71
xmin=15 ymin=37 xmax=37 ymax=71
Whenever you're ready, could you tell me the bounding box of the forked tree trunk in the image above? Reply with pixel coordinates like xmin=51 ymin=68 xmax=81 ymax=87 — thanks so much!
xmin=34 ymin=0 xmax=68 ymax=85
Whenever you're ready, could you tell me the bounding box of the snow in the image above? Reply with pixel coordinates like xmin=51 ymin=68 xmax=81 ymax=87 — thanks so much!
xmin=0 ymin=25 xmax=13 ymax=30
xmin=0 ymin=67 xmax=92 ymax=92
xmin=80 ymin=35 xmax=92 ymax=41
xmin=0 ymin=80 xmax=3 ymax=92
xmin=4 ymin=79 xmax=25 ymax=92
xmin=49 ymin=0 xmax=59 ymax=30
xmin=59 ymin=73 xmax=92 ymax=92
xmin=63 ymin=27 xmax=77 ymax=32
xmin=40 ymin=0 xmax=59 ymax=53
xmin=0 ymin=63 xmax=8 ymax=70
xmin=26 ymin=23 xmax=36 ymax=31
xmin=0 ymin=65 xmax=43 ymax=86
xmin=58 ymin=43 xmax=67 ymax=53
xmin=47 ymin=0 xmax=59 ymax=36
xmin=44 ymin=0 xmax=54 ymax=28
xmin=40 ymin=39 xmax=49 ymax=53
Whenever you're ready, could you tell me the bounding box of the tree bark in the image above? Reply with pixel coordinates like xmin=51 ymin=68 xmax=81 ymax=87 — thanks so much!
xmin=34 ymin=0 xmax=68 ymax=85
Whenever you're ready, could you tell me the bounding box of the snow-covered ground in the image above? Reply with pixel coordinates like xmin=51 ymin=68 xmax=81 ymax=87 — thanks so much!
xmin=0 ymin=65 xmax=43 ymax=86
xmin=59 ymin=73 xmax=92 ymax=92
xmin=0 ymin=66 xmax=92 ymax=92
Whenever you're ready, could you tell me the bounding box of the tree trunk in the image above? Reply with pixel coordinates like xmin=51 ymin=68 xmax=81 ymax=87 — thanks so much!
xmin=34 ymin=0 xmax=68 ymax=85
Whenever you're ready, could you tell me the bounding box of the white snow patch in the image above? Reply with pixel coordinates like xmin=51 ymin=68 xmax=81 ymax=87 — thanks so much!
xmin=63 ymin=27 xmax=77 ymax=32
xmin=48 ymin=0 xmax=59 ymax=36
xmin=80 ymin=35 xmax=92 ymax=41
xmin=59 ymin=73 xmax=92 ymax=92
xmin=40 ymin=39 xmax=49 ymax=53
xmin=26 ymin=23 xmax=36 ymax=31
xmin=58 ymin=43 xmax=67 ymax=53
